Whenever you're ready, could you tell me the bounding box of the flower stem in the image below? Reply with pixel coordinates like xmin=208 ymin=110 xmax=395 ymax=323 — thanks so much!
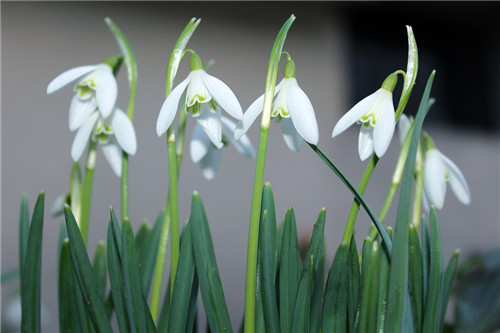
xmin=411 ymin=145 xmax=424 ymax=228
xmin=121 ymin=154 xmax=129 ymax=222
xmin=244 ymin=15 xmax=295 ymax=332
xmin=167 ymin=130 xmax=180 ymax=295
xmin=80 ymin=141 xmax=97 ymax=245
xmin=341 ymin=155 xmax=379 ymax=245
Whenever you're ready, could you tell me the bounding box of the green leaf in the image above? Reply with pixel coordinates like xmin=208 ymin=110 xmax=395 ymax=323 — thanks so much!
xmin=92 ymin=242 xmax=107 ymax=300
xmin=385 ymin=71 xmax=435 ymax=332
xmin=157 ymin=278 xmax=171 ymax=333
xmin=59 ymin=240 xmax=81 ymax=333
xmin=322 ymin=242 xmax=349 ymax=332
xmin=19 ymin=194 xmax=30 ymax=284
xmin=106 ymin=220 xmax=130 ymax=333
xmin=422 ymin=207 xmax=444 ymax=332
xmin=409 ymin=224 xmax=423 ymax=333
xmin=136 ymin=212 xmax=163 ymax=296
xmin=64 ymin=206 xmax=112 ymax=332
xmin=121 ymin=220 xmax=157 ymax=332
xmin=169 ymin=224 xmax=199 ymax=333
xmin=259 ymin=184 xmax=279 ymax=333
xmin=21 ymin=192 xmax=44 ymax=333
xmin=421 ymin=215 xmax=430 ymax=305
xmin=375 ymin=234 xmax=390 ymax=333
xmin=70 ymin=162 xmax=82 ymax=222
xmin=310 ymin=244 xmax=325 ymax=333
xmin=190 ymin=192 xmax=232 ymax=332
xmin=292 ymin=209 xmax=326 ymax=333
xmin=348 ymin=235 xmax=360 ymax=332
xmin=358 ymin=239 xmax=380 ymax=333
xmin=279 ymin=208 xmax=301 ymax=333
xmin=441 ymin=249 xmax=459 ymax=326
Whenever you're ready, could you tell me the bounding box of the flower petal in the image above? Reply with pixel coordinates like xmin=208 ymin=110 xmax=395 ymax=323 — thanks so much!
xmin=373 ymin=97 xmax=395 ymax=158
xmin=398 ymin=114 xmax=412 ymax=144
xmin=424 ymin=149 xmax=447 ymax=209
xmin=186 ymin=70 xmax=211 ymax=106
xmin=202 ymin=71 xmax=243 ymax=120
xmin=156 ymin=74 xmax=191 ymax=136
xmin=441 ymin=153 xmax=471 ymax=205
xmin=280 ymin=118 xmax=303 ymax=152
xmin=198 ymin=148 xmax=223 ymax=180
xmin=95 ymin=65 xmax=118 ymax=118
xmin=111 ymin=108 xmax=137 ymax=155
xmin=101 ymin=140 xmax=123 ymax=177
xmin=234 ymin=94 xmax=264 ymax=140
xmin=71 ymin=112 xmax=99 ymax=161
xmin=358 ymin=125 xmax=374 ymax=161
xmin=196 ymin=106 xmax=222 ymax=148
xmin=221 ymin=117 xmax=255 ymax=158
xmin=332 ymin=89 xmax=379 ymax=138
xmin=422 ymin=189 xmax=431 ymax=212
xmin=69 ymin=95 xmax=97 ymax=131
xmin=287 ymin=80 xmax=319 ymax=145
xmin=47 ymin=65 xmax=98 ymax=94
xmin=190 ymin=123 xmax=212 ymax=163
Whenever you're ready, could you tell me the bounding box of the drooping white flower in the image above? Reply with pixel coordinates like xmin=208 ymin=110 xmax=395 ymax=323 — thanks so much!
xmin=72 ymin=107 xmax=137 ymax=177
xmin=332 ymin=73 xmax=398 ymax=161
xmin=423 ymin=147 xmax=471 ymax=210
xmin=156 ymin=53 xmax=243 ymax=148
xmin=190 ymin=116 xmax=255 ymax=180
xmin=47 ymin=62 xmax=118 ymax=124
xmin=234 ymin=59 xmax=319 ymax=152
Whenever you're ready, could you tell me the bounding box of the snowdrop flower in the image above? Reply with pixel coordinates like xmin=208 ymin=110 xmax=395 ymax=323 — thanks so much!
xmin=423 ymin=135 xmax=471 ymax=210
xmin=332 ymin=73 xmax=398 ymax=161
xmin=191 ymin=116 xmax=255 ymax=180
xmin=72 ymin=107 xmax=137 ymax=177
xmin=235 ymin=59 xmax=319 ymax=152
xmin=47 ymin=59 xmax=120 ymax=125
xmin=156 ymin=53 xmax=243 ymax=148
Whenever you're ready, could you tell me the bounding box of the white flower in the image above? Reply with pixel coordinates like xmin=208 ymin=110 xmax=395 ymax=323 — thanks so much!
xmin=47 ymin=63 xmax=118 ymax=125
xmin=190 ymin=116 xmax=255 ymax=180
xmin=234 ymin=76 xmax=319 ymax=152
xmin=72 ymin=108 xmax=137 ymax=177
xmin=156 ymin=55 xmax=243 ymax=148
xmin=332 ymin=87 xmax=396 ymax=161
xmin=423 ymin=148 xmax=471 ymax=210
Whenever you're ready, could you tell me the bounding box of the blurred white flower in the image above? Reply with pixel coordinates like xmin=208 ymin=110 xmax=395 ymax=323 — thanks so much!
xmin=191 ymin=117 xmax=255 ymax=180
xmin=235 ymin=59 xmax=319 ymax=152
xmin=332 ymin=87 xmax=395 ymax=161
xmin=72 ymin=108 xmax=136 ymax=177
xmin=156 ymin=54 xmax=242 ymax=148
xmin=423 ymin=148 xmax=471 ymax=210
xmin=47 ymin=63 xmax=118 ymax=124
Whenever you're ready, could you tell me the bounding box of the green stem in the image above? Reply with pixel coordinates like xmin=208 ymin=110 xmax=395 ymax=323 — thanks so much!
xmin=70 ymin=162 xmax=83 ymax=223
xmin=121 ymin=154 xmax=129 ymax=222
xmin=341 ymin=155 xmax=379 ymax=244
xmin=244 ymin=15 xmax=295 ymax=332
xmin=80 ymin=141 xmax=97 ymax=245
xmin=411 ymin=144 xmax=424 ymax=228
xmin=167 ymin=130 xmax=180 ymax=296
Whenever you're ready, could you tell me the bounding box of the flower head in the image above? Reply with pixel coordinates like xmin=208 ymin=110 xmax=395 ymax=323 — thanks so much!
xmin=156 ymin=53 xmax=243 ymax=148
xmin=235 ymin=59 xmax=319 ymax=152
xmin=72 ymin=107 xmax=137 ymax=177
xmin=423 ymin=138 xmax=470 ymax=210
xmin=190 ymin=116 xmax=255 ymax=180
xmin=47 ymin=62 xmax=119 ymax=124
xmin=332 ymin=73 xmax=398 ymax=161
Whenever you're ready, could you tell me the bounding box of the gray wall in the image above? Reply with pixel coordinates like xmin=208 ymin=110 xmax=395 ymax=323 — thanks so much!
xmin=2 ymin=2 xmax=499 ymax=331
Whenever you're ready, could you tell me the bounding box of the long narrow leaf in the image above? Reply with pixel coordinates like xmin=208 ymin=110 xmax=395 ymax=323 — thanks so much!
xmin=292 ymin=209 xmax=326 ymax=332
xmin=385 ymin=71 xmax=435 ymax=332
xmin=19 ymin=194 xmax=30 ymax=283
xmin=121 ymin=220 xmax=157 ymax=332
xmin=21 ymin=192 xmax=44 ymax=333
xmin=157 ymin=278 xmax=171 ymax=332
xmin=169 ymin=224 xmax=199 ymax=333
xmin=92 ymin=242 xmax=107 ymax=300
xmin=190 ymin=192 xmax=232 ymax=332
xmin=358 ymin=239 xmax=380 ymax=333
xmin=409 ymin=224 xmax=423 ymax=332
xmin=259 ymin=184 xmax=279 ymax=332
xmin=279 ymin=208 xmax=301 ymax=332
xmin=421 ymin=215 xmax=430 ymax=305
xmin=138 ymin=212 xmax=164 ymax=296
xmin=422 ymin=207 xmax=444 ymax=332
xmin=375 ymin=233 xmax=390 ymax=333
xmin=441 ymin=249 xmax=459 ymax=326
xmin=310 ymin=244 xmax=325 ymax=333
xmin=348 ymin=235 xmax=360 ymax=332
xmin=106 ymin=220 xmax=130 ymax=333
xmin=322 ymin=242 xmax=349 ymax=332
xmin=64 ymin=206 xmax=112 ymax=332
xmin=59 ymin=241 xmax=80 ymax=333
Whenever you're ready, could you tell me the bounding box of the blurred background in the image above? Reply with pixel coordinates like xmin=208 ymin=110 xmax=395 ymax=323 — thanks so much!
xmin=2 ymin=2 xmax=499 ymax=331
